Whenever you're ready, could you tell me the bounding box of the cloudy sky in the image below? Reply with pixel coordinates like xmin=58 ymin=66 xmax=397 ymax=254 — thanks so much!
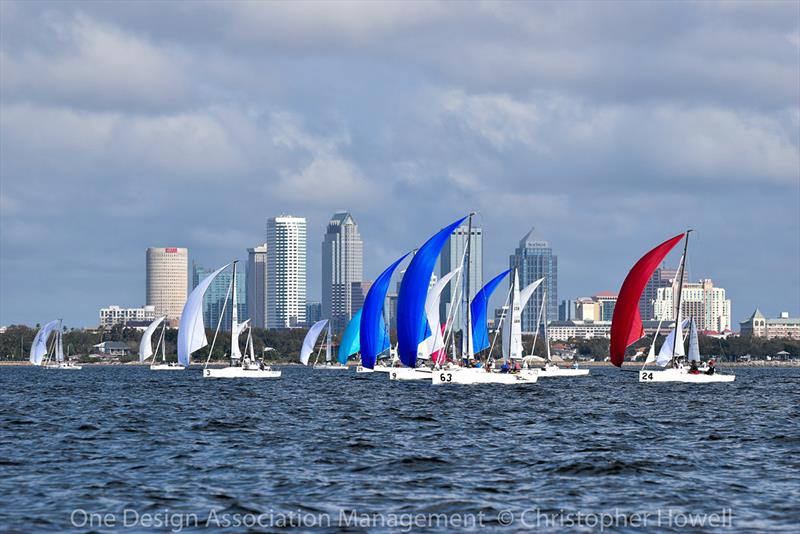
xmin=1 ymin=0 xmax=798 ymax=328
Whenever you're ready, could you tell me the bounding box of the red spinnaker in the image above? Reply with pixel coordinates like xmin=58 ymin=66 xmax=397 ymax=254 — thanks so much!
xmin=609 ymin=233 xmax=685 ymax=367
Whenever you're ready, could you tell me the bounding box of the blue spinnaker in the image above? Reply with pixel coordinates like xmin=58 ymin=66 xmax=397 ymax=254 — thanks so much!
xmin=338 ymin=309 xmax=362 ymax=365
xmin=397 ymin=217 xmax=467 ymax=368
xmin=470 ymin=269 xmax=511 ymax=353
xmin=360 ymin=253 xmax=409 ymax=369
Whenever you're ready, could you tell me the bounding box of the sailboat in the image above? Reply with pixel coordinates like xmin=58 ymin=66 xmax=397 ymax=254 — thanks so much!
xmin=178 ymin=261 xmax=279 ymax=378
xmin=433 ymin=266 xmax=538 ymax=385
xmin=312 ymin=321 xmax=346 ymax=369
xmin=360 ymin=254 xmax=411 ymax=378
xmin=300 ymin=319 xmax=330 ymax=366
xmin=525 ymin=284 xmax=589 ymax=378
xmin=139 ymin=316 xmax=181 ymax=370
xmin=33 ymin=319 xmax=82 ymax=370
xmin=610 ymin=231 xmax=734 ymax=382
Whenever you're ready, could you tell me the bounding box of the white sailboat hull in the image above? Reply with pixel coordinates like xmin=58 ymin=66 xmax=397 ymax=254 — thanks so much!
xmin=388 ymin=367 xmax=432 ymax=381
xmin=313 ymin=364 xmax=349 ymax=370
xmin=44 ymin=363 xmax=82 ymax=370
xmin=639 ymin=368 xmax=735 ymax=383
xmin=432 ymin=368 xmax=538 ymax=385
xmin=356 ymin=364 xmax=392 ymax=374
xmin=150 ymin=363 xmax=185 ymax=371
xmin=203 ymin=366 xmax=281 ymax=378
xmin=536 ymin=365 xmax=590 ymax=378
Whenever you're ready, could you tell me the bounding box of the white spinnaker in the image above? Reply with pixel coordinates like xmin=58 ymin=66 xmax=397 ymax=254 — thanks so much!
xmin=300 ymin=320 xmax=329 ymax=365
xmin=30 ymin=320 xmax=59 ymax=365
xmin=139 ymin=316 xmax=166 ymax=362
xmin=418 ymin=268 xmax=460 ymax=360
xmin=656 ymin=318 xmax=690 ymax=367
xmin=177 ymin=263 xmax=231 ymax=367
xmin=687 ymin=318 xmax=700 ymax=362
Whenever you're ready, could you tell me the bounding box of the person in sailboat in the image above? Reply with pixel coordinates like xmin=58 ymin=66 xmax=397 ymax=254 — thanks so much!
xmin=689 ymin=360 xmax=700 ymax=374
xmin=706 ymin=359 xmax=716 ymax=375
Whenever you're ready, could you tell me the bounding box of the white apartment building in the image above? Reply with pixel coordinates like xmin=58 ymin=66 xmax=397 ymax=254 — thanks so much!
xmin=653 ymin=278 xmax=731 ymax=332
xmin=145 ymin=247 xmax=188 ymax=324
xmin=547 ymin=320 xmax=612 ymax=341
xmin=99 ymin=305 xmax=157 ymax=328
xmin=266 ymin=216 xmax=307 ymax=329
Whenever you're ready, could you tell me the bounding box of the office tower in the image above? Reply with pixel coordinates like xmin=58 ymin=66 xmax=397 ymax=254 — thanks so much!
xmin=439 ymin=223 xmax=483 ymax=328
xmin=322 ymin=212 xmax=363 ymax=333
xmin=145 ymin=247 xmax=188 ymax=324
xmin=653 ymin=278 xmax=731 ymax=332
xmin=639 ymin=265 xmax=680 ymax=321
xmin=305 ymin=301 xmax=322 ymax=325
xmin=351 ymin=280 xmax=372 ymax=316
xmin=192 ymin=262 xmax=246 ymax=332
xmin=558 ymin=299 xmax=577 ymax=321
xmin=509 ymin=228 xmax=557 ymax=332
xmin=594 ymin=292 xmax=618 ymax=322
xmin=247 ymin=244 xmax=267 ymax=329
xmin=266 ymin=215 xmax=307 ymax=329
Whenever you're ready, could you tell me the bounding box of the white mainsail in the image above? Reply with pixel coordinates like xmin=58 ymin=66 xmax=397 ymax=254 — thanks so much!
xmin=300 ymin=319 xmax=329 ymax=365
xmin=644 ymin=320 xmax=663 ymax=365
xmin=139 ymin=316 xmax=166 ymax=362
xmin=418 ymin=268 xmax=460 ymax=360
xmin=230 ymin=263 xmax=242 ymax=361
xmin=325 ymin=324 xmax=332 ymax=363
xmin=177 ymin=263 xmax=231 ymax=367
xmin=54 ymin=321 xmax=64 ymax=362
xmin=687 ymin=318 xmax=700 ymax=362
xmin=656 ymin=317 xmax=690 ymax=367
xmin=503 ymin=275 xmax=544 ymax=362
xmin=30 ymin=319 xmax=59 ymax=366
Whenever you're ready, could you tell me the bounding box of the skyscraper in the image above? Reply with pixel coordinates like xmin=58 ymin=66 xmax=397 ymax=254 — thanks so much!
xmin=440 ymin=223 xmax=483 ymax=327
xmin=145 ymin=247 xmax=188 ymax=325
xmin=192 ymin=262 xmax=246 ymax=332
xmin=321 ymin=212 xmax=363 ymax=333
xmin=639 ymin=265 xmax=680 ymax=321
xmin=247 ymin=244 xmax=267 ymax=329
xmin=266 ymin=215 xmax=307 ymax=329
xmin=510 ymin=228 xmax=557 ymax=332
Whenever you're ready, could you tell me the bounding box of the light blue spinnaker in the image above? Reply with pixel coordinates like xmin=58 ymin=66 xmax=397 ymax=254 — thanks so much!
xmin=360 ymin=254 xmax=409 ymax=369
xmin=470 ymin=269 xmax=511 ymax=353
xmin=397 ymin=217 xmax=468 ymax=368
xmin=338 ymin=309 xmax=362 ymax=365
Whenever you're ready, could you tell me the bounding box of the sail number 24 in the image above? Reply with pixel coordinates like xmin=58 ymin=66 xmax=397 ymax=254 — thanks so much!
xmin=640 ymin=371 xmax=655 ymax=381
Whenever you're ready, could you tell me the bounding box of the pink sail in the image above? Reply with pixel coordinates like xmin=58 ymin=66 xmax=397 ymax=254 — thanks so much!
xmin=610 ymin=233 xmax=685 ymax=367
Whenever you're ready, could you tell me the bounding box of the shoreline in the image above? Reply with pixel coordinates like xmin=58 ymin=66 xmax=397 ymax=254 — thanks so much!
xmin=2 ymin=360 xmax=799 ymax=368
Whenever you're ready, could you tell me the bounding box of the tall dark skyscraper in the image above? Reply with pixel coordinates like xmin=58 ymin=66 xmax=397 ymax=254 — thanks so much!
xmin=510 ymin=228 xmax=557 ymax=332
xmin=322 ymin=212 xmax=363 ymax=333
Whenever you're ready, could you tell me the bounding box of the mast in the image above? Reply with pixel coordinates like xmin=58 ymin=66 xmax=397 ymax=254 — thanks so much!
xmin=542 ymin=290 xmax=551 ymax=363
xmin=230 ymin=261 xmax=239 ymax=364
xmin=464 ymin=212 xmax=475 ymax=360
xmin=671 ymin=231 xmax=691 ymax=363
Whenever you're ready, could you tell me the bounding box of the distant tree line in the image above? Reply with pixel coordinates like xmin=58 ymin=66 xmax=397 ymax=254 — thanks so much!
xmin=2 ymin=324 xmax=797 ymax=363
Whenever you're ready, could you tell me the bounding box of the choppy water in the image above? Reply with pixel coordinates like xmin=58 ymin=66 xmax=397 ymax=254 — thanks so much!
xmin=1 ymin=365 xmax=798 ymax=533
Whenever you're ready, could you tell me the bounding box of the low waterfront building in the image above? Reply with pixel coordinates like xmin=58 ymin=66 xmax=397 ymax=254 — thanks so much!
xmin=740 ymin=309 xmax=800 ymax=339
xmin=547 ymin=320 xmax=612 ymax=341
xmin=99 ymin=305 xmax=157 ymax=328
xmin=92 ymin=341 xmax=132 ymax=357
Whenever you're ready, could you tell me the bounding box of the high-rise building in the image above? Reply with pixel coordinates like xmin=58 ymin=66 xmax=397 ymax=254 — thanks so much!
xmin=639 ymin=265 xmax=680 ymax=321
xmin=322 ymin=212 xmax=363 ymax=333
xmin=266 ymin=215 xmax=307 ymax=329
xmin=653 ymin=278 xmax=731 ymax=332
xmin=146 ymin=247 xmax=188 ymax=325
xmin=595 ymin=292 xmax=618 ymax=322
xmin=558 ymin=299 xmax=577 ymax=321
xmin=351 ymin=280 xmax=372 ymax=316
xmin=510 ymin=228 xmax=557 ymax=332
xmin=440 ymin=223 xmax=483 ymax=328
xmin=305 ymin=301 xmax=322 ymax=325
xmin=192 ymin=262 xmax=246 ymax=332
xmin=247 ymin=244 xmax=267 ymax=329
